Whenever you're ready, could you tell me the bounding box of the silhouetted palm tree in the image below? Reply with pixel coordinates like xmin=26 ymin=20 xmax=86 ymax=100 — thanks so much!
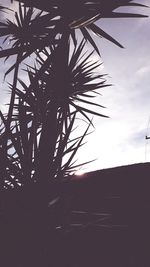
xmin=0 ymin=1 xmax=147 ymax=266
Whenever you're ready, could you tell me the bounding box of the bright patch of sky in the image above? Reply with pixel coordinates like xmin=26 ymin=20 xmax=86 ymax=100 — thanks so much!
xmin=0 ymin=0 xmax=150 ymax=173
xmin=75 ymin=0 xmax=150 ymax=173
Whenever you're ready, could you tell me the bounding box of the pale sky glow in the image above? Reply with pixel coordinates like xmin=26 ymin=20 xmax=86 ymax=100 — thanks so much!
xmin=75 ymin=0 xmax=150 ymax=172
xmin=0 ymin=0 xmax=150 ymax=174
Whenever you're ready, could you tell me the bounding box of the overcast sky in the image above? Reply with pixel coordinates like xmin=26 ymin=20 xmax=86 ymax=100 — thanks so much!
xmin=0 ymin=0 xmax=150 ymax=174
xmin=76 ymin=0 xmax=150 ymax=173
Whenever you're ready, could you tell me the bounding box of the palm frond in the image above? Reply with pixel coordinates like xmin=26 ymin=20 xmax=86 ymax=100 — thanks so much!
xmin=10 ymin=0 xmax=148 ymax=55
xmin=87 ymin=23 xmax=124 ymax=48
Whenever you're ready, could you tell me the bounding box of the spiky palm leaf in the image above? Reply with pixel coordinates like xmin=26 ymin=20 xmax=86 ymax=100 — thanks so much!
xmin=5 ymin=38 xmax=107 ymax=188
xmin=0 ymin=3 xmax=61 ymax=188
xmin=13 ymin=0 xmax=148 ymax=53
xmin=0 ymin=3 xmax=60 ymax=72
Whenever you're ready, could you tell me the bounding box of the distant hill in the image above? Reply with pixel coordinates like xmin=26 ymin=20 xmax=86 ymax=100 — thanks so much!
xmin=70 ymin=162 xmax=150 ymax=210
xmin=65 ymin=163 xmax=150 ymax=267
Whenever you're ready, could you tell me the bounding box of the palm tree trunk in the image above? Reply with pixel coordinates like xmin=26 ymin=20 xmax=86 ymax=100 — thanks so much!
xmin=37 ymin=29 xmax=70 ymax=186
xmin=38 ymin=100 xmax=58 ymax=184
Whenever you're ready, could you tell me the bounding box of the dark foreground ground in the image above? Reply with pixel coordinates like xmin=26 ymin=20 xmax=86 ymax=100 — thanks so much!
xmin=1 ymin=163 xmax=150 ymax=267
xmin=68 ymin=162 xmax=150 ymax=267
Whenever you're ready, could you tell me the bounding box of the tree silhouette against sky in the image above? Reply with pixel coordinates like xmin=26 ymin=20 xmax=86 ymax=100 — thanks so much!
xmin=0 ymin=1 xmax=148 ymax=266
